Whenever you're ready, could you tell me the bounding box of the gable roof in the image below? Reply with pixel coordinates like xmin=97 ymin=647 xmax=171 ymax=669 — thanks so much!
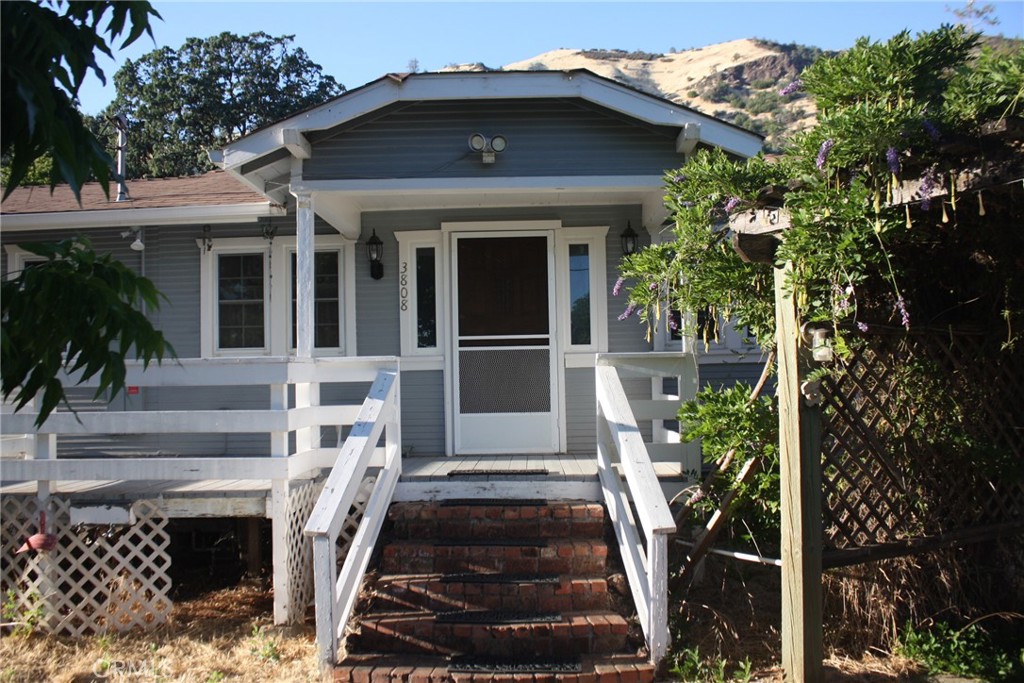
xmin=217 ymin=69 xmax=762 ymax=176
xmin=214 ymin=69 xmax=763 ymax=235
xmin=1 ymin=171 xmax=281 ymax=231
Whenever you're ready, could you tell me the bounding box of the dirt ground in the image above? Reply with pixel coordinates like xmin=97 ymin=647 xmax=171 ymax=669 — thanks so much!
xmin=0 ymin=570 xmax=962 ymax=683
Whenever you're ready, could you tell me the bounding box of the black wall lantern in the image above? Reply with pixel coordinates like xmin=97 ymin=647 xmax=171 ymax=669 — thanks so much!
xmin=366 ymin=229 xmax=384 ymax=280
xmin=620 ymin=222 xmax=638 ymax=256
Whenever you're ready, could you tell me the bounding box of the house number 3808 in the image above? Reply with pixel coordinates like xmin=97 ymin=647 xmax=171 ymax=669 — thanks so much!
xmin=399 ymin=261 xmax=409 ymax=311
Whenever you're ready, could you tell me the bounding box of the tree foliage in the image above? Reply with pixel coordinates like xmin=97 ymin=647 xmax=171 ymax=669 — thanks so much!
xmin=1 ymin=238 xmax=175 ymax=426
xmin=102 ymin=32 xmax=344 ymax=178
xmin=0 ymin=1 xmax=159 ymax=199
xmin=619 ymin=25 xmax=1024 ymax=554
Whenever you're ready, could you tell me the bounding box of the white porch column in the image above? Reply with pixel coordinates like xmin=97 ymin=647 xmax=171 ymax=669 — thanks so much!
xmin=295 ymin=192 xmax=315 ymax=359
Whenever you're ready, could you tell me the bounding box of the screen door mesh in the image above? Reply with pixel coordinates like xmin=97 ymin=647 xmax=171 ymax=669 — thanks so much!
xmin=459 ymin=348 xmax=550 ymax=413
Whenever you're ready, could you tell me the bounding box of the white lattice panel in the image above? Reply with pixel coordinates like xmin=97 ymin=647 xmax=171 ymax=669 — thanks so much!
xmin=284 ymin=479 xmax=321 ymax=623
xmin=1 ymin=496 xmax=171 ymax=637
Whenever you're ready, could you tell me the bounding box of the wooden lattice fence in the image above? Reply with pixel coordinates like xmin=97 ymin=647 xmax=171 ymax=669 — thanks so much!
xmin=1 ymin=497 xmax=171 ymax=636
xmin=820 ymin=329 xmax=1024 ymax=560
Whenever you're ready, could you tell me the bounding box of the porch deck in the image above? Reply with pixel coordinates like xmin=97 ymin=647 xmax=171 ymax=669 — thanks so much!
xmin=0 ymin=454 xmax=688 ymax=511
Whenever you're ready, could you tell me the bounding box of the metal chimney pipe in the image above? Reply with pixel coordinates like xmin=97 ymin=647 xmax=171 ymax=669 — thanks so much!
xmin=114 ymin=115 xmax=129 ymax=202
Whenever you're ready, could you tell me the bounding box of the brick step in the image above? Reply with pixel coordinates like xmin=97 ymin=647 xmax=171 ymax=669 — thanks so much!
xmin=333 ymin=653 xmax=655 ymax=683
xmin=387 ymin=501 xmax=605 ymax=541
xmin=380 ymin=540 xmax=608 ymax=575
xmin=349 ymin=610 xmax=629 ymax=657
xmin=365 ymin=573 xmax=609 ymax=613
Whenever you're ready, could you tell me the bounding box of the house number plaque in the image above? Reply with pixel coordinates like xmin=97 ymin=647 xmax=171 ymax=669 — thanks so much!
xmin=399 ymin=261 xmax=409 ymax=311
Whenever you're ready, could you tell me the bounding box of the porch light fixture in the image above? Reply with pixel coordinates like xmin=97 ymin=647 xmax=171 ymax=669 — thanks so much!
xmin=620 ymin=222 xmax=638 ymax=256
xmin=468 ymin=133 xmax=508 ymax=164
xmin=121 ymin=227 xmax=144 ymax=252
xmin=366 ymin=229 xmax=384 ymax=280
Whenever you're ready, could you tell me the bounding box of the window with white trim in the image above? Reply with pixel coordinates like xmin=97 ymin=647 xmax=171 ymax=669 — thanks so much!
xmin=199 ymin=235 xmax=351 ymax=357
xmin=555 ymin=226 xmax=609 ymax=355
xmin=395 ymin=231 xmax=443 ymax=358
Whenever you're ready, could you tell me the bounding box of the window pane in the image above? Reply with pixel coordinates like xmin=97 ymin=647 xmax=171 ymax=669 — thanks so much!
xmin=416 ymin=247 xmax=437 ymax=348
xmin=218 ymin=254 xmax=264 ymax=349
xmin=291 ymin=251 xmax=341 ymax=349
xmin=569 ymin=244 xmax=591 ymax=345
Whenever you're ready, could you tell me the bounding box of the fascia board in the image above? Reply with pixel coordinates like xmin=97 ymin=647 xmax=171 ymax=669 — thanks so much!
xmin=221 ymin=71 xmax=763 ymax=169
xmin=291 ymin=174 xmax=666 ymax=194
xmin=0 ymin=202 xmax=284 ymax=232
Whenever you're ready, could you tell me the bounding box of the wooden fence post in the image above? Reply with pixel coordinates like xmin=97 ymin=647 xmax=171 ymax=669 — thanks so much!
xmin=775 ymin=262 xmax=824 ymax=682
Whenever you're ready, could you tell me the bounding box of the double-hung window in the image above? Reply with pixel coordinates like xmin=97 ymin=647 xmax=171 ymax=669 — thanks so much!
xmin=200 ymin=235 xmax=351 ymax=357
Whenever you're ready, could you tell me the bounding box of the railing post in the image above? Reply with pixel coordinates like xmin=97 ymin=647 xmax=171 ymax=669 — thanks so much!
xmin=648 ymin=529 xmax=669 ymax=664
xmin=269 ymin=381 xmax=291 ymax=624
xmin=311 ymin=534 xmax=338 ymax=664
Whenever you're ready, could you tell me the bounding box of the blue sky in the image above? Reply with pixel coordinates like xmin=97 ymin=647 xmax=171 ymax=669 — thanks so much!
xmin=77 ymin=0 xmax=1023 ymax=115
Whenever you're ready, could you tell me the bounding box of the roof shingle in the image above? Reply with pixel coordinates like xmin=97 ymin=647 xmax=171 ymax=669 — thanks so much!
xmin=1 ymin=171 xmax=269 ymax=215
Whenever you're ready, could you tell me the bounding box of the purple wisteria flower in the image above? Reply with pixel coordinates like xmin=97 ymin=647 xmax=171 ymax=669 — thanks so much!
xmin=816 ymin=139 xmax=835 ymax=170
xmin=857 ymin=321 xmax=869 ymax=333
xmin=895 ymin=295 xmax=910 ymax=330
xmin=919 ymin=166 xmax=939 ymax=210
xmin=886 ymin=147 xmax=900 ymax=175
xmin=779 ymin=78 xmax=803 ymax=96
xmin=723 ymin=196 xmax=742 ymax=213
xmin=648 ymin=282 xmax=658 ymax=292
xmin=617 ymin=303 xmax=637 ymax=321
xmin=680 ymin=201 xmax=695 ymax=208
xmin=612 ymin=277 xmax=624 ymax=297
xmin=922 ymin=119 xmax=941 ymax=142
xmin=672 ymin=173 xmax=687 ymax=183
xmin=669 ymin=315 xmax=679 ymax=331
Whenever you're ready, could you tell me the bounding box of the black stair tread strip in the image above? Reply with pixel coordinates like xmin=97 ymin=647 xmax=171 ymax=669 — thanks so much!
xmin=433 ymin=538 xmax=547 ymax=547
xmin=439 ymin=572 xmax=561 ymax=584
xmin=448 ymin=655 xmax=582 ymax=674
xmin=446 ymin=469 xmax=550 ymax=477
xmin=435 ymin=609 xmax=562 ymax=624
xmin=439 ymin=498 xmax=548 ymax=506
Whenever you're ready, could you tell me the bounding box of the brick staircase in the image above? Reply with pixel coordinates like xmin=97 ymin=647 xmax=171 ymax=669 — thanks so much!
xmin=333 ymin=499 xmax=655 ymax=683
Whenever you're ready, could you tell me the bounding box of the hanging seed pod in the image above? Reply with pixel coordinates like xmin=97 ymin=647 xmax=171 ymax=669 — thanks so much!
xmin=978 ymin=191 xmax=986 ymax=216
xmin=905 ymin=204 xmax=913 ymax=229
xmin=942 ymin=201 xmax=949 ymax=224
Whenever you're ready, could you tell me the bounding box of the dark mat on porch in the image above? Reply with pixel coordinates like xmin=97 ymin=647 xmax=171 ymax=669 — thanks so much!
xmin=440 ymin=572 xmax=560 ymax=584
xmin=433 ymin=538 xmax=548 ymax=547
xmin=440 ymin=498 xmax=548 ymax=506
xmin=445 ymin=470 xmax=550 ymax=477
xmin=436 ymin=610 xmax=562 ymax=624
xmin=448 ymin=655 xmax=582 ymax=673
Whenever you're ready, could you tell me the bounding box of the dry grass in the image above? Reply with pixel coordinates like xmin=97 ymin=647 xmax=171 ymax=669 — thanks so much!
xmin=0 ymin=579 xmax=322 ymax=683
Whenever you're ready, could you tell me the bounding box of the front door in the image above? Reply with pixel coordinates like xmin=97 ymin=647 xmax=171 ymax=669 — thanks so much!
xmin=452 ymin=233 xmax=559 ymax=453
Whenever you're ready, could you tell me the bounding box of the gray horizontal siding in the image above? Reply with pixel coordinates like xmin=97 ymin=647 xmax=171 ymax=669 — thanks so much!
xmin=698 ymin=361 xmax=770 ymax=392
xmin=305 ymin=99 xmax=682 ymax=180
xmin=399 ymin=370 xmax=445 ymax=456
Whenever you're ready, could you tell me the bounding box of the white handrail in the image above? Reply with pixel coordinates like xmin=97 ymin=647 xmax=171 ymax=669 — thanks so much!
xmin=595 ymin=356 xmax=681 ymax=665
xmin=304 ymin=368 xmax=401 ymax=664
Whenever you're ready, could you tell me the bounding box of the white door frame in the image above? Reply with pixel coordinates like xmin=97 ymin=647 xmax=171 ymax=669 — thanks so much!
xmin=441 ymin=221 xmax=563 ymax=455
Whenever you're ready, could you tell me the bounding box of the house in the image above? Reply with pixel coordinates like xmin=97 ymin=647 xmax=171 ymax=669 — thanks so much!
xmin=1 ymin=70 xmax=762 ymax=672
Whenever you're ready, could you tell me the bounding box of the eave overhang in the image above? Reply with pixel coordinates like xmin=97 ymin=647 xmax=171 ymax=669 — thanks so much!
xmin=0 ymin=202 xmax=285 ymax=232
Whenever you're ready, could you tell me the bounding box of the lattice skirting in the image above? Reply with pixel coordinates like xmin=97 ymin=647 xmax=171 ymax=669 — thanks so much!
xmin=278 ymin=476 xmax=372 ymax=624
xmin=1 ymin=496 xmax=171 ymax=637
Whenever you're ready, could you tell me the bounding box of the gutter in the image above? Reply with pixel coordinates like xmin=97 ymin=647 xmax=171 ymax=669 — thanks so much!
xmin=0 ymin=202 xmax=286 ymax=232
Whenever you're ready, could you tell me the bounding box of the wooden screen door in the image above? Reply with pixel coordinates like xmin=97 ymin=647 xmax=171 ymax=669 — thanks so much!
xmin=452 ymin=233 xmax=559 ymax=453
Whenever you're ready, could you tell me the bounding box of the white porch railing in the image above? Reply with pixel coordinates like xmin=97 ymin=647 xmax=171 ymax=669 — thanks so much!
xmin=596 ymin=352 xmax=697 ymax=665
xmin=303 ymin=368 xmax=401 ymax=665
xmin=0 ymin=356 xmax=399 ymax=483
xmin=0 ymin=356 xmax=401 ymax=626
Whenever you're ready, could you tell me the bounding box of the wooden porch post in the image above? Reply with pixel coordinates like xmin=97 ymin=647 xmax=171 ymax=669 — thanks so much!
xmin=775 ymin=261 xmax=824 ymax=682
xmin=295 ymin=192 xmax=315 ymax=359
